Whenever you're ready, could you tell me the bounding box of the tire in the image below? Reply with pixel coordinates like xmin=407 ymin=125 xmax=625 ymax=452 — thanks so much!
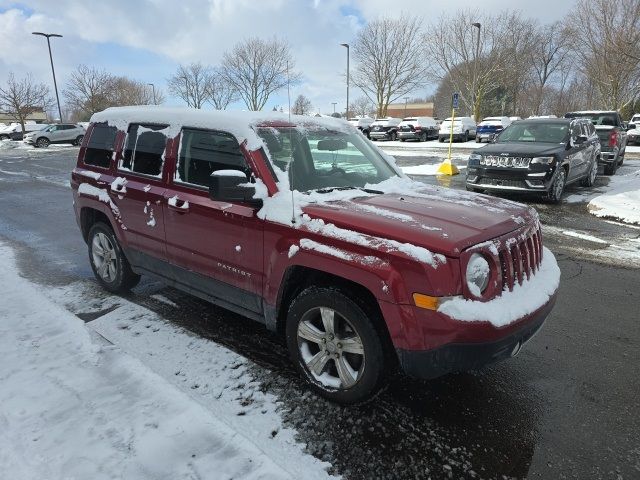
xmin=580 ymin=158 xmax=598 ymax=187
xmin=285 ymin=286 xmax=387 ymax=405
xmin=420 ymin=132 xmax=427 ymax=142
xmin=390 ymin=131 xmax=397 ymax=141
xmin=546 ymin=168 xmax=566 ymax=204
xmin=73 ymin=135 xmax=84 ymax=146
xmin=400 ymin=138 xmax=406 ymax=142
xmin=476 ymin=137 xmax=481 ymax=143
xmin=604 ymin=160 xmax=617 ymax=176
xmin=438 ymin=137 xmax=444 ymax=143
xmin=463 ymin=131 xmax=469 ymax=142
xmin=0 ymin=134 xmax=9 ymax=140
xmin=618 ymin=152 xmax=624 ymax=166
xmin=87 ymin=222 xmax=140 ymax=293
xmin=36 ymin=137 xmax=50 ymax=148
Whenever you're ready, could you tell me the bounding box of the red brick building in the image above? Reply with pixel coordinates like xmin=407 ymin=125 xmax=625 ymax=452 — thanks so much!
xmin=385 ymin=102 xmax=434 ymax=119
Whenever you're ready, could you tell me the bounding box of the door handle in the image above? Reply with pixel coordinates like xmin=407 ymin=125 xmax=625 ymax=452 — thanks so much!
xmin=167 ymin=195 xmax=189 ymax=213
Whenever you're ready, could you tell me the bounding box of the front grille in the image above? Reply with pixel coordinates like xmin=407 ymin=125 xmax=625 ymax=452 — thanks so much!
xmin=481 ymin=156 xmax=531 ymax=168
xmin=481 ymin=178 xmax=527 ymax=188
xmin=498 ymin=228 xmax=543 ymax=291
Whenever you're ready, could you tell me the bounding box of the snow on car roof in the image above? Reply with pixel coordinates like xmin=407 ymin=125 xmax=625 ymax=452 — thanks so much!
xmin=91 ymin=106 xmax=355 ymax=151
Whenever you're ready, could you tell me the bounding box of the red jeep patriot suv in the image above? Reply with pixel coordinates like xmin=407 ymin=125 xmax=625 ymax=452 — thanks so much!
xmin=71 ymin=107 xmax=560 ymax=404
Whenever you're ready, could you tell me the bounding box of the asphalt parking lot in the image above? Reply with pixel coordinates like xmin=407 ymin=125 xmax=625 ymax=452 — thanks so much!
xmin=1 ymin=144 xmax=638 ymax=479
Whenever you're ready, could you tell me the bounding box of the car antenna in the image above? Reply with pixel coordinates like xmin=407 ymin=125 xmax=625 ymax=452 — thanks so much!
xmin=287 ymin=60 xmax=296 ymax=225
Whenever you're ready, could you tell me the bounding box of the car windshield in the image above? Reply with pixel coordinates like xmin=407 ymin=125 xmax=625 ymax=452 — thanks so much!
xmin=567 ymin=112 xmax=617 ymax=126
xmin=256 ymin=127 xmax=399 ymax=192
xmin=496 ymin=122 xmax=569 ymax=144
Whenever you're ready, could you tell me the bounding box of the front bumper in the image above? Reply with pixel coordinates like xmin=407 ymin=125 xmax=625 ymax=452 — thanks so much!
xmin=23 ymin=137 xmax=36 ymax=145
xmin=465 ymin=165 xmax=556 ymax=193
xmin=396 ymin=293 xmax=556 ymax=379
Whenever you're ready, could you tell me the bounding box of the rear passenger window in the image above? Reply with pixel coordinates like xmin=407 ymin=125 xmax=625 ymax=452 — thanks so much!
xmin=84 ymin=123 xmax=117 ymax=168
xmin=121 ymin=123 xmax=167 ymax=177
xmin=176 ymin=129 xmax=249 ymax=187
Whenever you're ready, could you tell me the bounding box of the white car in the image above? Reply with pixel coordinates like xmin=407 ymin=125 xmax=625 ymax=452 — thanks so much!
xmin=438 ymin=116 xmax=477 ymax=142
xmin=397 ymin=117 xmax=439 ymax=142
xmin=627 ymin=114 xmax=640 ymax=145
xmin=347 ymin=117 xmax=375 ymax=138
xmin=23 ymin=123 xmax=85 ymax=148
xmin=0 ymin=122 xmax=49 ymax=141
xmin=369 ymin=117 xmax=402 ymax=141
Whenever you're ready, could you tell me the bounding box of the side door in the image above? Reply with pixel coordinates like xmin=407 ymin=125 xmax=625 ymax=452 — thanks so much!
xmin=566 ymin=122 xmax=587 ymax=181
xmin=112 ymin=123 xmax=169 ymax=264
xmin=163 ymin=128 xmax=264 ymax=315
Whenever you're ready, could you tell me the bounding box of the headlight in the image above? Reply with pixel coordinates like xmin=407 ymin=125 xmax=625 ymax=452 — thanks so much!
xmin=531 ymin=156 xmax=555 ymax=165
xmin=466 ymin=253 xmax=490 ymax=297
xmin=469 ymin=153 xmax=482 ymax=162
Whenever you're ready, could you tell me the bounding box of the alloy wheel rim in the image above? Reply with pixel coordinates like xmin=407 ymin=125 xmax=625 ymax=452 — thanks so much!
xmin=297 ymin=306 xmax=365 ymax=389
xmin=91 ymin=232 xmax=117 ymax=282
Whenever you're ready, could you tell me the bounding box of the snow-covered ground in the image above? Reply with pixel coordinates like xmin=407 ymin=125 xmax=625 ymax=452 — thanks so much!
xmin=0 ymin=139 xmax=77 ymax=152
xmin=0 ymin=241 xmax=335 ymax=480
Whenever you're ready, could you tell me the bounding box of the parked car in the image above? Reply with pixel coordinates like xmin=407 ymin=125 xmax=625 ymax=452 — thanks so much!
xmin=397 ymin=117 xmax=439 ymax=142
xmin=347 ymin=117 xmax=375 ymax=138
xmin=466 ymin=117 xmax=600 ymax=203
xmin=564 ymin=111 xmax=627 ymax=175
xmin=438 ymin=116 xmax=477 ymax=142
xmin=23 ymin=123 xmax=85 ymax=148
xmin=476 ymin=116 xmax=512 ymax=143
xmin=71 ymin=106 xmax=559 ymax=404
xmin=0 ymin=122 xmax=49 ymax=141
xmin=369 ymin=117 xmax=402 ymax=141
xmin=509 ymin=116 xmax=522 ymax=122
xmin=626 ymin=114 xmax=640 ymax=145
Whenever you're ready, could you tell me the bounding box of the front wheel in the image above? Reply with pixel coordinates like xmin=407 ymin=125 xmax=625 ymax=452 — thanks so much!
xmin=390 ymin=131 xmax=397 ymax=141
xmin=36 ymin=137 xmax=50 ymax=148
xmin=547 ymin=168 xmax=566 ymax=204
xmin=88 ymin=222 xmax=140 ymax=293
xmin=286 ymin=286 xmax=387 ymax=405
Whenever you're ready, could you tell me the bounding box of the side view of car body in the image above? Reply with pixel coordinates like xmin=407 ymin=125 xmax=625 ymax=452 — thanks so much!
xmin=369 ymin=117 xmax=402 ymax=141
xmin=466 ymin=118 xmax=600 ymax=203
xmin=626 ymin=114 xmax=640 ymax=145
xmin=476 ymin=116 xmax=512 ymax=143
xmin=438 ymin=116 xmax=477 ymax=142
xmin=23 ymin=123 xmax=85 ymax=147
xmin=564 ymin=110 xmax=627 ymax=175
xmin=0 ymin=122 xmax=49 ymax=140
xmin=397 ymin=117 xmax=438 ymax=142
xmin=71 ymin=106 xmax=559 ymax=404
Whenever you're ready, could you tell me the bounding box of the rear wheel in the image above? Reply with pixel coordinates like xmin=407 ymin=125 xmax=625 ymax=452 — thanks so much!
xmin=390 ymin=131 xmax=397 ymax=141
xmin=286 ymin=286 xmax=387 ymax=405
xmin=420 ymin=132 xmax=427 ymax=142
xmin=547 ymin=168 xmax=566 ymax=204
xmin=463 ymin=131 xmax=469 ymax=142
xmin=73 ymin=135 xmax=84 ymax=146
xmin=88 ymin=222 xmax=140 ymax=293
xmin=36 ymin=137 xmax=50 ymax=148
xmin=580 ymin=158 xmax=598 ymax=187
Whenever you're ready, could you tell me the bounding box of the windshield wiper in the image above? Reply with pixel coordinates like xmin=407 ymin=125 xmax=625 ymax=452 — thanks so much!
xmin=313 ymin=186 xmax=383 ymax=194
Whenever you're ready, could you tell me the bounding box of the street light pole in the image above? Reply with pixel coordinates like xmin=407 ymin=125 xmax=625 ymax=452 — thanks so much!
xmin=147 ymin=83 xmax=157 ymax=104
xmin=32 ymin=32 xmax=63 ymax=122
xmin=332 ymin=102 xmax=337 ymax=114
xmin=340 ymin=43 xmax=349 ymax=119
xmin=471 ymin=22 xmax=481 ymax=122
xmin=403 ymin=97 xmax=409 ymax=118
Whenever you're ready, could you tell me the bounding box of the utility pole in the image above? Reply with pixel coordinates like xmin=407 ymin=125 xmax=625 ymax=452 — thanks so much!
xmin=340 ymin=43 xmax=350 ymax=119
xmin=147 ymin=83 xmax=157 ymax=104
xmin=332 ymin=102 xmax=337 ymax=114
xmin=471 ymin=22 xmax=481 ymax=122
xmin=32 ymin=32 xmax=63 ymax=122
xmin=403 ymin=97 xmax=409 ymax=118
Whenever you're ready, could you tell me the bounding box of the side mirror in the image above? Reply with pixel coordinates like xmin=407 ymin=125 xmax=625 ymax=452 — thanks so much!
xmin=208 ymin=170 xmax=262 ymax=207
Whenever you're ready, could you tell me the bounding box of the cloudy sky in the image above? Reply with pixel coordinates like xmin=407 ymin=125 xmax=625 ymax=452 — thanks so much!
xmin=0 ymin=0 xmax=572 ymax=115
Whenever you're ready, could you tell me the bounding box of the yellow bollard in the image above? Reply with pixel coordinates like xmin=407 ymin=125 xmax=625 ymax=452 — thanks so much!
xmin=437 ymin=107 xmax=460 ymax=176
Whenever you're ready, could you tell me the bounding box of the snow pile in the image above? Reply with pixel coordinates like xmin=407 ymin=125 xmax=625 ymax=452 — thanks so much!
xmin=438 ymin=247 xmax=560 ymax=327
xmin=0 ymin=140 xmax=32 ymax=150
xmin=0 ymin=242 xmax=334 ymax=480
xmin=588 ymin=169 xmax=640 ymax=224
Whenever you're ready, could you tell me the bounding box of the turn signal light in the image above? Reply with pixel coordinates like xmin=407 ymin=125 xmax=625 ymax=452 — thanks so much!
xmin=412 ymin=293 xmax=439 ymax=310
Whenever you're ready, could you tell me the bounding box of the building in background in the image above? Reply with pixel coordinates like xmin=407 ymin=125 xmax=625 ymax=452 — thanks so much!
xmin=0 ymin=107 xmax=48 ymax=125
xmin=385 ymin=102 xmax=434 ymax=118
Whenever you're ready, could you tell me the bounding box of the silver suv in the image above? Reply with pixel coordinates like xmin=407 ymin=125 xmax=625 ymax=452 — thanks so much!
xmin=24 ymin=123 xmax=85 ymax=148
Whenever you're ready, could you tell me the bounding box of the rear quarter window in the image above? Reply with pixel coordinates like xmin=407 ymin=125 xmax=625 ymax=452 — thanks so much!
xmin=83 ymin=123 xmax=117 ymax=169
xmin=120 ymin=124 xmax=168 ymax=177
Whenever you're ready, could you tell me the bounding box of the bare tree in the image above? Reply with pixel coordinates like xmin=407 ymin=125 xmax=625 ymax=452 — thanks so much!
xmin=63 ymin=65 xmax=114 ymax=118
xmin=292 ymin=94 xmax=313 ymax=115
xmin=221 ymin=37 xmax=301 ymax=111
xmin=0 ymin=73 xmax=52 ymax=134
xmin=566 ymin=0 xmax=640 ymax=109
xmin=167 ymin=63 xmax=213 ymax=109
xmin=426 ymin=10 xmax=514 ymax=121
xmin=349 ymin=96 xmax=376 ymax=117
xmin=351 ymin=15 xmax=428 ymax=117
xmin=111 ymin=77 xmax=165 ymax=106
xmin=529 ymin=22 xmax=571 ymax=115
xmin=207 ymin=68 xmax=238 ymax=110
